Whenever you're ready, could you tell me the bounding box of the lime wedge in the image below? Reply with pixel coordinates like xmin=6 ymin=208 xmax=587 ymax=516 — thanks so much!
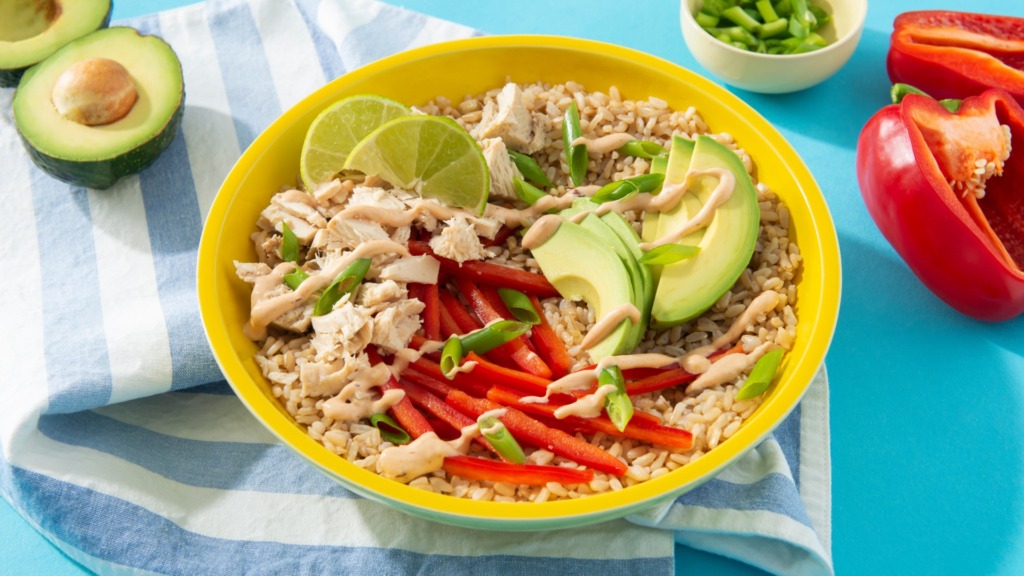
xmin=299 ymin=95 xmax=410 ymax=191
xmin=343 ymin=115 xmax=490 ymax=215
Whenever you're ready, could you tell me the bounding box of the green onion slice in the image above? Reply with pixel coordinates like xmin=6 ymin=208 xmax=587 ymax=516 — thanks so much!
xmin=592 ymin=173 xmax=665 ymax=204
xmin=508 ymin=150 xmax=554 ymax=188
xmin=599 ymin=365 xmax=634 ymax=432
xmin=440 ymin=336 xmax=464 ymax=379
xmin=280 ymin=221 xmax=300 ymax=263
xmin=283 ymin=266 xmax=309 ymax=290
xmin=618 ymin=140 xmax=668 ymax=160
xmin=478 ymin=415 xmax=526 ymax=464
xmin=512 ymin=177 xmax=548 ymax=206
xmin=370 ymin=413 xmax=411 ymax=445
xmin=736 ymin=348 xmax=785 ymax=400
xmin=313 ymin=257 xmax=371 ymax=316
xmin=562 ymin=100 xmax=588 ymax=186
xmin=639 ymin=244 xmax=701 ymax=266
xmin=497 ymin=288 xmax=541 ymax=325
xmin=460 ymin=320 xmax=531 ymax=354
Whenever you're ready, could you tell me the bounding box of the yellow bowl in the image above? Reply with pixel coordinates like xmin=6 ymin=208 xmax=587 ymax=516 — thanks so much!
xmin=197 ymin=35 xmax=840 ymax=531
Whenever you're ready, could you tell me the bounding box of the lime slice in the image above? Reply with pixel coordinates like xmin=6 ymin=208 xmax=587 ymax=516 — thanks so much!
xmin=299 ymin=95 xmax=410 ymax=191
xmin=343 ymin=115 xmax=490 ymax=215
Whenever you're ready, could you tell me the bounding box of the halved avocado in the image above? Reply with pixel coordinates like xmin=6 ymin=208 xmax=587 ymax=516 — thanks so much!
xmin=0 ymin=0 xmax=111 ymax=88
xmin=650 ymin=135 xmax=760 ymax=328
xmin=528 ymin=218 xmax=636 ymax=361
xmin=13 ymin=27 xmax=184 ymax=189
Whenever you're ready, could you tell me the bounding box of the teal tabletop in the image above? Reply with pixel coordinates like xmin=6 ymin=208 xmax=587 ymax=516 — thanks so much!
xmin=3 ymin=1 xmax=1024 ymax=575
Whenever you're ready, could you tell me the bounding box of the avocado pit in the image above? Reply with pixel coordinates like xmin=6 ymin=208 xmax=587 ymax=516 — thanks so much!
xmin=51 ymin=57 xmax=137 ymax=126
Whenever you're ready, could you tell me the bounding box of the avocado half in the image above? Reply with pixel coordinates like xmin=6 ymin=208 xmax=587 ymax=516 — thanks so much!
xmin=0 ymin=0 xmax=112 ymax=88
xmin=13 ymin=26 xmax=184 ymax=189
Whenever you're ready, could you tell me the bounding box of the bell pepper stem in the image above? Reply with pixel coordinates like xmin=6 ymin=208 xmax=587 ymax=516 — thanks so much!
xmin=890 ymin=83 xmax=962 ymax=113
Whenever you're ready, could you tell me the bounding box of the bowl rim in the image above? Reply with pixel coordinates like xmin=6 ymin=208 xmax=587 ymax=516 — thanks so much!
xmin=197 ymin=33 xmax=841 ymax=530
xmin=680 ymin=0 xmax=868 ymax=60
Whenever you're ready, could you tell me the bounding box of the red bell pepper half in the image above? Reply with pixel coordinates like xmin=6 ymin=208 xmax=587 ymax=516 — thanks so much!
xmin=887 ymin=11 xmax=1024 ymax=106
xmin=856 ymin=87 xmax=1024 ymax=321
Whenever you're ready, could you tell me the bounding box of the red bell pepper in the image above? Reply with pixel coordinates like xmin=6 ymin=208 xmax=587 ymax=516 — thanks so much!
xmin=525 ymin=294 xmax=574 ymax=378
xmin=442 ymin=455 xmax=594 ymax=486
xmin=856 ymin=87 xmax=1024 ymax=321
xmin=367 ymin=349 xmax=435 ymax=439
xmin=408 ymin=240 xmax=560 ymax=297
xmin=887 ymin=11 xmax=1024 ymax=106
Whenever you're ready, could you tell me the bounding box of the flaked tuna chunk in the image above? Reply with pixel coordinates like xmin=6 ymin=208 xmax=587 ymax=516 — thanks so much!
xmin=480 ymin=137 xmax=518 ymax=202
xmin=429 ymin=216 xmax=487 ymax=264
xmin=300 ymin=352 xmax=371 ymax=398
xmin=475 ymin=83 xmax=546 ymax=154
xmin=371 ymin=298 xmax=425 ymax=352
xmin=379 ymin=255 xmax=440 ymax=284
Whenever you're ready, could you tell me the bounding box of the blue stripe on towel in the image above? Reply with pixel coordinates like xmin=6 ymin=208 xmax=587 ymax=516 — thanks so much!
xmin=36 ymin=411 xmax=355 ymax=497
xmin=776 ymin=403 xmax=802 ymax=489
xmin=32 ymin=180 xmax=112 ymax=414
xmin=340 ymin=7 xmax=429 ymax=68
xmin=293 ymin=0 xmax=347 ymax=81
xmin=6 ymin=463 xmax=673 ymax=576
xmin=209 ymin=0 xmax=283 ymax=151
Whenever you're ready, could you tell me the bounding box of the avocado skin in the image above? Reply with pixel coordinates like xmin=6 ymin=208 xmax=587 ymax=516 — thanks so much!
xmin=20 ymin=100 xmax=185 ymax=189
xmin=0 ymin=5 xmax=112 ymax=88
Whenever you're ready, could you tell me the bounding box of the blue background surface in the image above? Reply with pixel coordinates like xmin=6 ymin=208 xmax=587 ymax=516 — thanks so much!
xmin=3 ymin=1 xmax=1024 ymax=574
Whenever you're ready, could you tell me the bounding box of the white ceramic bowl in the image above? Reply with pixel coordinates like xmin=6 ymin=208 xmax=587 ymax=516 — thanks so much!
xmin=680 ymin=0 xmax=867 ymax=93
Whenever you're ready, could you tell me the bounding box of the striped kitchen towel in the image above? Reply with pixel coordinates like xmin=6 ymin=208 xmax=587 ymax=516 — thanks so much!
xmin=0 ymin=0 xmax=832 ymax=574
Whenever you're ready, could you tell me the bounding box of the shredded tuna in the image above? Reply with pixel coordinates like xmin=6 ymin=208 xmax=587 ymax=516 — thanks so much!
xmin=428 ymin=216 xmax=488 ymax=264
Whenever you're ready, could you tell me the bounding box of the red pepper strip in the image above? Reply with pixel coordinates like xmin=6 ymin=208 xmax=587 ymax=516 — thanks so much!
xmin=442 ymin=455 xmax=594 ymax=486
xmin=480 ymin=225 xmax=516 ymax=248
xmin=421 ymin=283 xmax=441 ymax=341
xmin=887 ymin=11 xmax=1024 ymax=106
xmin=437 ymin=302 xmax=461 ymax=339
xmin=621 ymin=343 xmax=744 ymax=396
xmin=408 ymin=240 xmax=560 ymax=298
xmin=446 ymin=390 xmax=627 ymax=476
xmin=525 ymin=294 xmax=573 ymax=378
xmin=487 ymin=386 xmax=692 ymax=450
xmin=857 ymin=88 xmax=1024 ymax=320
xmin=454 ymin=277 xmax=553 ymax=378
xmin=438 ymin=289 xmax=519 ymax=369
xmin=410 ymin=357 xmax=491 ymax=398
xmin=399 ymin=378 xmax=499 ymax=456
xmin=400 ymin=366 xmax=454 ymax=397
xmin=366 ymin=349 xmax=434 ymax=439
xmin=462 ymin=352 xmax=551 ymax=396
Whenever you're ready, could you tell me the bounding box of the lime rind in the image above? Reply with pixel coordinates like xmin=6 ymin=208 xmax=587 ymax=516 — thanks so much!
xmin=299 ymin=94 xmax=409 ymax=191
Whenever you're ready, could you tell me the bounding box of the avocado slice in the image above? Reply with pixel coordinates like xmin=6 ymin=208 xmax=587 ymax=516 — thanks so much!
xmin=528 ymin=218 xmax=636 ymax=361
xmin=650 ymin=135 xmax=760 ymax=328
xmin=13 ymin=27 xmax=184 ymax=189
xmin=562 ymin=198 xmax=653 ymax=351
xmin=0 ymin=0 xmax=112 ymax=88
xmin=641 ymin=137 xmax=694 ymax=244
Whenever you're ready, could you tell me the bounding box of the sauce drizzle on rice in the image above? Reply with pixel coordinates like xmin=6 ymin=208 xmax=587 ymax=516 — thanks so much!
xmin=237 ymin=81 xmax=803 ymax=501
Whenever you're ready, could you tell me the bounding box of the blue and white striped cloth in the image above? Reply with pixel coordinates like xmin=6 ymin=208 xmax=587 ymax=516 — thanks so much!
xmin=0 ymin=0 xmax=832 ymax=574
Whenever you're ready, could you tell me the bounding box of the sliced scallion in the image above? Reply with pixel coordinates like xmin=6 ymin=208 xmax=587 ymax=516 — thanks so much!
xmin=370 ymin=413 xmax=411 ymax=445
xmin=639 ymin=244 xmax=701 ymax=266
xmin=508 ymin=150 xmax=554 ymax=188
xmin=283 ymin=266 xmax=308 ymax=290
xmin=440 ymin=336 xmax=464 ymax=379
xmin=280 ymin=221 xmax=299 ymax=263
xmin=618 ymin=139 xmax=668 ymax=160
xmin=513 ymin=176 xmax=548 ymax=206
xmin=562 ymin=100 xmax=588 ymax=186
xmin=600 ymin=365 xmax=633 ymax=432
xmin=736 ymin=348 xmax=785 ymax=400
xmin=478 ymin=415 xmax=526 ymax=464
xmin=497 ymin=288 xmax=541 ymax=325
xmin=313 ymin=257 xmax=371 ymax=316
xmin=460 ymin=320 xmax=531 ymax=354
xmin=591 ymin=173 xmax=665 ymax=204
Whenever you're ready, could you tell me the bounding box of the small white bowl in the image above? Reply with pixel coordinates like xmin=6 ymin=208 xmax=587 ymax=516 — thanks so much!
xmin=680 ymin=0 xmax=867 ymax=93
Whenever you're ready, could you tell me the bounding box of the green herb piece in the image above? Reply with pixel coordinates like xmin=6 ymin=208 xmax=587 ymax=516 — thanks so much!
xmin=618 ymin=139 xmax=668 ymax=160
xmin=497 ymin=288 xmax=541 ymax=325
xmin=722 ymin=5 xmax=762 ymax=32
xmin=478 ymin=415 xmax=526 ymax=464
xmin=440 ymin=336 xmax=464 ymax=378
xmin=513 ymin=176 xmax=548 ymax=206
xmin=280 ymin=221 xmax=299 ymax=263
xmin=370 ymin=413 xmax=411 ymax=445
xmin=599 ymin=365 xmax=633 ymax=432
xmin=755 ymin=0 xmax=780 ymax=22
xmin=562 ymin=100 xmax=588 ymax=186
xmin=736 ymin=348 xmax=785 ymax=400
xmin=639 ymin=244 xmax=701 ymax=266
xmin=460 ymin=320 xmax=531 ymax=354
xmin=695 ymin=11 xmax=720 ymax=28
xmin=591 ymin=173 xmax=665 ymax=204
xmin=508 ymin=150 xmax=554 ymax=188
xmin=283 ymin=266 xmax=309 ymax=290
xmin=313 ymin=257 xmax=371 ymax=316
